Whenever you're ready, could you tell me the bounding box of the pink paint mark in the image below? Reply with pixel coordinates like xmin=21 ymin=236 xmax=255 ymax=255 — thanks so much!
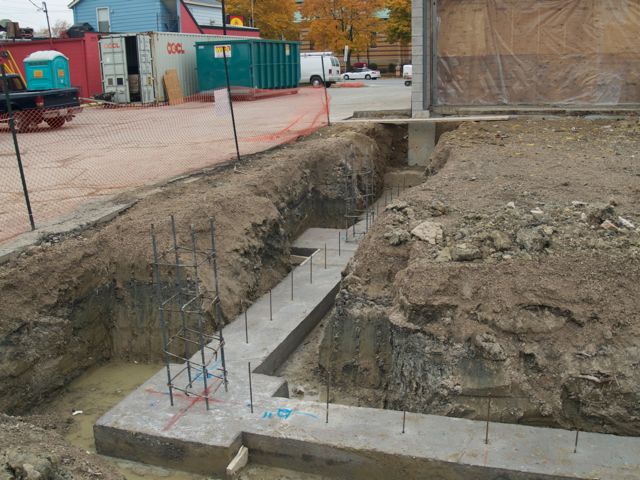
xmin=143 ymin=379 xmax=223 ymax=431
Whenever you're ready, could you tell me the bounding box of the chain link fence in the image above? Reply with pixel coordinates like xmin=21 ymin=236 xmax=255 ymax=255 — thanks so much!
xmin=0 ymin=68 xmax=329 ymax=243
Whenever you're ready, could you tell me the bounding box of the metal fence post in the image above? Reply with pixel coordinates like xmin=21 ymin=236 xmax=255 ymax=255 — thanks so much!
xmin=221 ymin=47 xmax=241 ymax=165
xmin=1 ymin=64 xmax=35 ymax=231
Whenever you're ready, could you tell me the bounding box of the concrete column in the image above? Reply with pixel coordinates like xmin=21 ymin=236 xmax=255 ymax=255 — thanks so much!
xmin=408 ymin=0 xmax=436 ymax=167
xmin=408 ymin=122 xmax=436 ymax=167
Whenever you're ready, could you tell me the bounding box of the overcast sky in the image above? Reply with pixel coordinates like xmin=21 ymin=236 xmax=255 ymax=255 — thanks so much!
xmin=2 ymin=0 xmax=74 ymax=30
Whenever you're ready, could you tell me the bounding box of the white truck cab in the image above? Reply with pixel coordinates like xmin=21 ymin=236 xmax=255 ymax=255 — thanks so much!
xmin=300 ymin=52 xmax=342 ymax=87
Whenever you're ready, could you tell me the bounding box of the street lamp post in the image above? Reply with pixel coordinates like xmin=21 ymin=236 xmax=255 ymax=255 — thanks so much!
xmin=42 ymin=1 xmax=53 ymax=47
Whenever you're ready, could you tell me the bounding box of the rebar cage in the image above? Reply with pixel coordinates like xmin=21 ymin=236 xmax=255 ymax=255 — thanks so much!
xmin=150 ymin=216 xmax=228 ymax=410
xmin=343 ymin=158 xmax=375 ymax=243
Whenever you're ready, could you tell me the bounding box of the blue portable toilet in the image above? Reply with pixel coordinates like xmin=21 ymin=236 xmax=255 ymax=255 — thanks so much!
xmin=23 ymin=51 xmax=71 ymax=91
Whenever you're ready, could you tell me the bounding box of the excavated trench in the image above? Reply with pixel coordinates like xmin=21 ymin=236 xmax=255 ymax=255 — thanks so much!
xmin=0 ymin=123 xmax=411 ymax=479
xmin=0 ymin=123 xmax=407 ymax=418
xmin=298 ymin=118 xmax=640 ymax=438
xmin=4 ymin=117 xmax=638 ymax=480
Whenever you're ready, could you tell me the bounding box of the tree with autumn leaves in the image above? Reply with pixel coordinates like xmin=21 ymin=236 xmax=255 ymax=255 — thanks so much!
xmin=385 ymin=0 xmax=411 ymax=45
xmin=224 ymin=0 xmax=411 ymax=67
xmin=300 ymin=0 xmax=411 ymax=67
xmin=300 ymin=0 xmax=384 ymax=66
xmin=225 ymin=0 xmax=299 ymax=40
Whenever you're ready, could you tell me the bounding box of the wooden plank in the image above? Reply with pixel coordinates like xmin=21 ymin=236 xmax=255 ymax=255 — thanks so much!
xmin=336 ymin=115 xmax=510 ymax=125
xmin=163 ymin=69 xmax=183 ymax=105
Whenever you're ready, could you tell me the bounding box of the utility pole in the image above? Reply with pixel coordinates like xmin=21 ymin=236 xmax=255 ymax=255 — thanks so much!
xmin=221 ymin=0 xmax=227 ymax=35
xmin=42 ymin=1 xmax=53 ymax=47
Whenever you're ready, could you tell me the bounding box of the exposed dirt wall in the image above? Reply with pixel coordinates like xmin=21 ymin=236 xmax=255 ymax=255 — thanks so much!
xmin=0 ymin=124 xmax=406 ymax=415
xmin=321 ymin=118 xmax=640 ymax=435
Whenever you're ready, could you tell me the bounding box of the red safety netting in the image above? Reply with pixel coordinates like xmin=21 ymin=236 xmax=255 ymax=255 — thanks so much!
xmin=0 ymin=86 xmax=329 ymax=243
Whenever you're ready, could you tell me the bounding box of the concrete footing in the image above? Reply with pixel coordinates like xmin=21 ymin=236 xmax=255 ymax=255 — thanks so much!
xmin=95 ymin=226 xmax=640 ymax=480
xmin=408 ymin=122 xmax=436 ymax=166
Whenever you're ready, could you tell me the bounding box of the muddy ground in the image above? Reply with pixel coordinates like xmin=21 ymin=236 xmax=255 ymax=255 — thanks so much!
xmin=321 ymin=117 xmax=640 ymax=435
xmin=0 ymin=123 xmax=405 ymax=479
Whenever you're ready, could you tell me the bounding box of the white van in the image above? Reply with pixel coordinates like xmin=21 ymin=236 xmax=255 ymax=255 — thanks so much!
xmin=403 ymin=65 xmax=413 ymax=86
xmin=300 ymin=52 xmax=342 ymax=87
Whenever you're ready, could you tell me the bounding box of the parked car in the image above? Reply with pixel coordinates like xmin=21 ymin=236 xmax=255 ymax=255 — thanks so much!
xmin=343 ymin=67 xmax=381 ymax=81
xmin=300 ymin=52 xmax=342 ymax=87
xmin=0 ymin=74 xmax=82 ymax=131
xmin=403 ymin=64 xmax=413 ymax=86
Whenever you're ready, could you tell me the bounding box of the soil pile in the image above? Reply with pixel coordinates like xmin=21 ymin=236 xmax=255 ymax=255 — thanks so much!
xmin=322 ymin=118 xmax=640 ymax=434
xmin=0 ymin=415 xmax=124 ymax=480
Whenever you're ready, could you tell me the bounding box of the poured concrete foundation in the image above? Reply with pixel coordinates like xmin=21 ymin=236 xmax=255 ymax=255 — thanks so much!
xmin=95 ymin=226 xmax=640 ymax=479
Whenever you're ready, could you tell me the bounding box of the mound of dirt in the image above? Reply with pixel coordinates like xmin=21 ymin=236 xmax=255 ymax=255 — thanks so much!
xmin=321 ymin=117 xmax=640 ymax=435
xmin=0 ymin=414 xmax=124 ymax=480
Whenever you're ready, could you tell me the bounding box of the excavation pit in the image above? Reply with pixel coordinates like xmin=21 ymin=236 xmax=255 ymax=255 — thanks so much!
xmin=3 ymin=119 xmax=640 ymax=479
xmin=95 ymin=222 xmax=640 ymax=480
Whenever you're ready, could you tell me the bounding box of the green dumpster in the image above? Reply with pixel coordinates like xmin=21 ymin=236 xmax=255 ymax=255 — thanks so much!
xmin=196 ymin=39 xmax=301 ymax=94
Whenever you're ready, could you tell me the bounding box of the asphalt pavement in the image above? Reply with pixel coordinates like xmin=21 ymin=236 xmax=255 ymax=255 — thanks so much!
xmin=328 ymin=78 xmax=411 ymax=121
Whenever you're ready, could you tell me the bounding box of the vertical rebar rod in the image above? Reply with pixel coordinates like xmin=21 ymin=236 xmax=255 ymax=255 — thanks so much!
xmin=171 ymin=216 xmax=192 ymax=388
xmin=1 ymin=65 xmax=35 ymax=231
xmin=191 ymin=225 xmax=210 ymax=410
xmin=402 ymin=411 xmax=406 ymax=434
xmin=325 ymin=373 xmax=330 ymax=424
xmin=269 ymin=289 xmax=273 ymax=321
xmin=248 ymin=362 xmax=254 ymax=414
xmin=352 ymin=212 xmax=356 ymax=237
xmin=338 ymin=231 xmax=341 ymax=256
xmin=151 ymin=225 xmax=174 ymax=407
xmin=320 ymin=55 xmax=331 ymax=126
xmin=324 ymin=243 xmax=327 ymax=269
xmin=365 ymin=200 xmax=369 ymax=233
xmin=219 ymin=327 xmax=228 ymax=393
xmin=310 ymin=254 xmax=313 ymax=284
xmin=365 ymin=164 xmax=370 ymax=233
xmin=244 ymin=303 xmax=249 ymax=344
xmin=574 ymin=430 xmax=579 ymax=454
xmin=209 ymin=219 xmax=228 ymax=392
xmin=485 ymin=397 xmax=491 ymax=445
xmin=222 ymin=47 xmax=241 ymax=165
xmin=326 ymin=321 xmax=332 ymax=424
xmin=291 ymin=269 xmax=294 ymax=301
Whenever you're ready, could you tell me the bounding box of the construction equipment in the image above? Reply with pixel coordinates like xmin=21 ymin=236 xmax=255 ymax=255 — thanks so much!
xmin=0 ymin=49 xmax=26 ymax=84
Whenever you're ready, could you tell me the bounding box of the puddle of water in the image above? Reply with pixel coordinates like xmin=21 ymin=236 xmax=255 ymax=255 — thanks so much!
xmin=39 ymin=361 xmax=212 ymax=480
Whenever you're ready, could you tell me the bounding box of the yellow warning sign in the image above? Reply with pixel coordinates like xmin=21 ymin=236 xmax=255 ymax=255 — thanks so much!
xmin=58 ymin=69 xmax=65 ymax=78
xmin=34 ymin=70 xmax=43 ymax=78
xmin=214 ymin=45 xmax=232 ymax=59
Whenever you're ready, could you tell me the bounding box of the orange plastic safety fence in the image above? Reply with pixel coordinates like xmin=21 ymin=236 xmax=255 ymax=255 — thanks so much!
xmin=0 ymin=86 xmax=329 ymax=242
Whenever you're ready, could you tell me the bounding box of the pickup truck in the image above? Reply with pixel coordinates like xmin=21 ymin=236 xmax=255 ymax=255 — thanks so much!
xmin=0 ymin=73 xmax=82 ymax=131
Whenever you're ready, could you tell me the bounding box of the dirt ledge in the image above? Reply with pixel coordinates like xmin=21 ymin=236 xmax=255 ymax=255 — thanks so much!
xmin=322 ymin=117 xmax=640 ymax=435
